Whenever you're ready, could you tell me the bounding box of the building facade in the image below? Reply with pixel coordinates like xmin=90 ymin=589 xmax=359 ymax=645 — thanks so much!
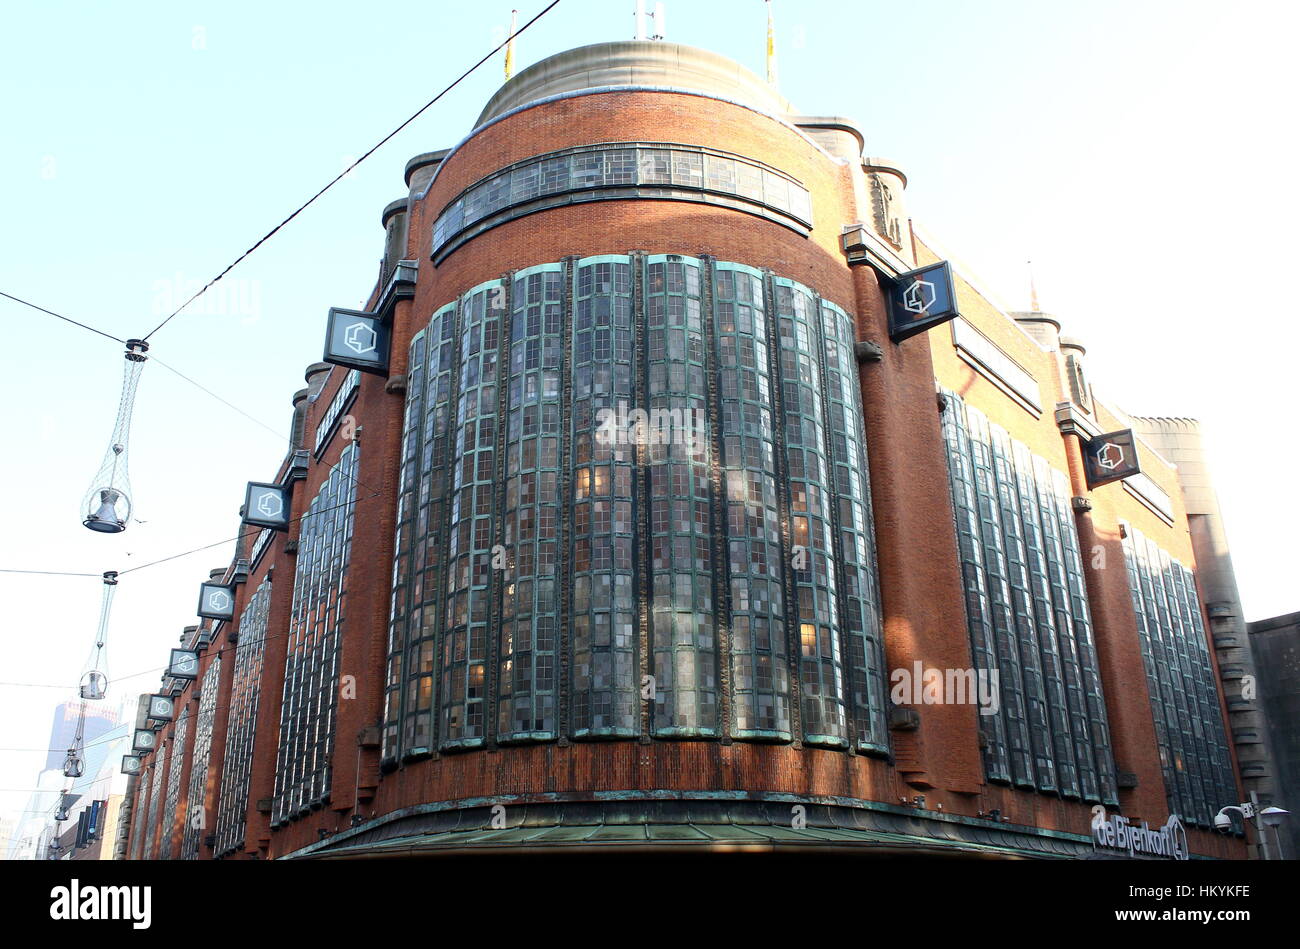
xmin=119 ymin=41 xmax=1250 ymax=860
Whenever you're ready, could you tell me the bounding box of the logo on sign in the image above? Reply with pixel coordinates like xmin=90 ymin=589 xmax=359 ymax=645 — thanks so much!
xmin=1097 ymin=443 xmax=1124 ymax=470
xmin=343 ymin=321 xmax=377 ymax=355
xmin=888 ymin=261 xmax=958 ymax=342
xmin=1084 ymin=429 xmax=1140 ymax=488
xmin=901 ymin=278 xmax=937 ymax=314
xmin=255 ymin=491 xmax=283 ymax=520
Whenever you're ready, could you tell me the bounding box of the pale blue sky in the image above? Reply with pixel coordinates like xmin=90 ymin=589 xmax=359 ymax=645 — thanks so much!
xmin=2 ymin=0 xmax=1295 ymax=839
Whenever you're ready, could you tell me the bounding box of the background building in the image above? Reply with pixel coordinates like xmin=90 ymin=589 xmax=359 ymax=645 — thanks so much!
xmin=115 ymin=39 xmax=1255 ymax=861
xmin=9 ymin=710 xmax=130 ymax=861
xmin=1247 ymin=611 xmax=1300 ymax=859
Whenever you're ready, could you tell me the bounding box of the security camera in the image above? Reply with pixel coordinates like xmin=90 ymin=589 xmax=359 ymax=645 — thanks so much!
xmin=1214 ymin=813 xmax=1233 ymax=833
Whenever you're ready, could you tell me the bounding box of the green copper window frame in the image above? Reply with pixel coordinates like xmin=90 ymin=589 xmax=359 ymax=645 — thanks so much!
xmin=438 ymin=281 xmax=505 ymax=750
xmin=645 ymin=255 xmax=717 ymax=737
xmin=571 ymin=256 xmax=638 ymax=738
xmin=715 ymin=263 xmax=790 ymax=741
xmin=499 ymin=264 xmax=564 ymax=741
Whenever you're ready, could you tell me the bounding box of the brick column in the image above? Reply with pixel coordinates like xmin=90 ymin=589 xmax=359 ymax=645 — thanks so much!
xmin=328 ymin=367 xmax=404 ymax=819
xmin=849 ymin=262 xmax=983 ymax=795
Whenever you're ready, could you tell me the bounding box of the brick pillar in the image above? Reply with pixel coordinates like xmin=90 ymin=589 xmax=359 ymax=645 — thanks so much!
xmin=242 ymin=524 xmax=302 ymax=856
xmin=328 ymin=367 xmax=404 ymax=820
xmin=849 ymin=262 xmax=982 ymax=795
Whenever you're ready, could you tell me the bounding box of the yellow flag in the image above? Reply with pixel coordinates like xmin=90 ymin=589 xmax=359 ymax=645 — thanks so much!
xmin=766 ymin=1 xmax=776 ymax=86
xmin=505 ymin=9 xmax=517 ymax=80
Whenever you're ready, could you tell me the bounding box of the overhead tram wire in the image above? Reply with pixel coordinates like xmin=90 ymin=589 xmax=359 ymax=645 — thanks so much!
xmin=0 ymin=569 xmax=102 ymax=578
xmin=116 ymin=483 xmax=383 ymax=578
xmin=140 ymin=0 xmax=564 ymax=343
xmin=0 ymin=290 xmax=124 ymax=345
xmin=150 ymin=355 xmax=288 ymax=443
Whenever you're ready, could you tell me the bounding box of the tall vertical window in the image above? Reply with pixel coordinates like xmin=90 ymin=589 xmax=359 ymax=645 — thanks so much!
xmin=776 ymin=279 xmax=845 ymax=745
xmin=1121 ymin=524 xmax=1236 ymax=826
xmin=941 ymin=391 xmax=1118 ymax=804
xmin=385 ymin=303 xmax=458 ymax=762
xmin=571 ymin=257 xmax=637 ymax=736
xmin=272 ymin=443 xmax=359 ymax=825
xmin=144 ymin=740 xmax=167 ymax=858
xmin=181 ymin=655 xmax=221 ymax=859
xmin=500 ymin=265 xmax=563 ymax=740
xmin=215 ymin=578 xmax=271 ymax=856
xmin=157 ymin=708 xmax=188 ymax=860
xmin=646 ymin=255 xmax=716 ymax=736
xmin=716 ymin=263 xmax=788 ymax=739
xmin=818 ymin=299 xmax=889 ymax=752
xmin=440 ymin=282 xmax=504 ymax=748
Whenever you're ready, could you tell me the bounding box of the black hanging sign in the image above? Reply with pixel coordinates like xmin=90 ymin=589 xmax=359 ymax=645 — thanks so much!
xmin=888 ymin=260 xmax=959 ymax=342
xmin=1084 ymin=429 xmax=1141 ymax=488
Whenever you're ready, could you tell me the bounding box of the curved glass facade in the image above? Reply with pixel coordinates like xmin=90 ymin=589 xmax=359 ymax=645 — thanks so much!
xmin=430 ymin=143 xmax=814 ymax=262
xmin=383 ymin=255 xmax=889 ymax=764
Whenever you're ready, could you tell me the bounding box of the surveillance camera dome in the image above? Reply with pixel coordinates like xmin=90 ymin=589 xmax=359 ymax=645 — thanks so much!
xmin=1214 ymin=813 xmax=1232 ymax=832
